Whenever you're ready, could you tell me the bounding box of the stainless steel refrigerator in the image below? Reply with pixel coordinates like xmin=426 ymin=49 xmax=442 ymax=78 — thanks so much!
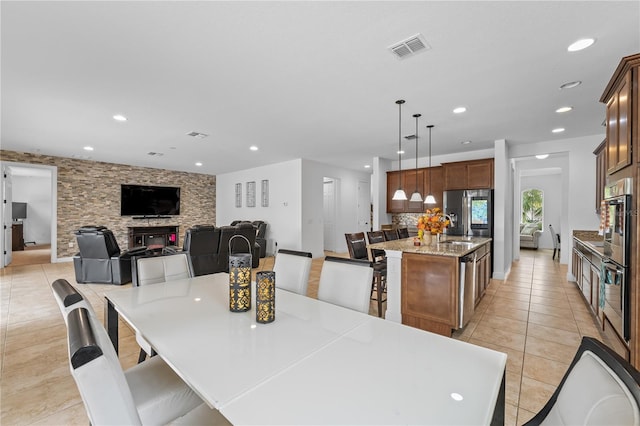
xmin=443 ymin=189 xmax=493 ymax=238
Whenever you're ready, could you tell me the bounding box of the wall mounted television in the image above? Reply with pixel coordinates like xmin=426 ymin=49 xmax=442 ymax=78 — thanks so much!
xmin=121 ymin=184 xmax=181 ymax=217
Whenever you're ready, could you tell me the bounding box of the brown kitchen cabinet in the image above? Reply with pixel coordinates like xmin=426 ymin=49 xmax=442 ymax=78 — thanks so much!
xmin=425 ymin=166 xmax=444 ymax=210
xmin=12 ymin=222 xmax=24 ymax=251
xmin=404 ymin=168 xmax=426 ymax=213
xmin=443 ymin=158 xmax=494 ymax=190
xmin=401 ymin=252 xmax=459 ymax=336
xmin=600 ymin=55 xmax=638 ymax=174
xmin=386 ymin=170 xmax=406 ymax=213
xmin=600 ymin=53 xmax=640 ymax=367
xmin=387 ymin=166 xmax=443 ymax=213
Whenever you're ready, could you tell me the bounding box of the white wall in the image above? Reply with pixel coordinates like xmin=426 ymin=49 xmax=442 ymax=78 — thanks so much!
xmin=216 ymin=159 xmax=302 ymax=256
xmin=216 ymin=159 xmax=371 ymax=258
xmin=302 ymin=159 xmax=372 ymax=257
xmin=11 ymin=174 xmax=52 ymax=245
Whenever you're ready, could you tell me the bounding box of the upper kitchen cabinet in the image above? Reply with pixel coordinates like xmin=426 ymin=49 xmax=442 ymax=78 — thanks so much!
xmin=443 ymin=158 xmax=494 ymax=190
xmin=594 ymin=140 xmax=606 ymax=214
xmin=386 ymin=166 xmax=443 ymax=213
xmin=600 ymin=54 xmax=640 ymax=175
xmin=387 ymin=170 xmax=406 ymax=213
xmin=426 ymin=166 xmax=444 ymax=210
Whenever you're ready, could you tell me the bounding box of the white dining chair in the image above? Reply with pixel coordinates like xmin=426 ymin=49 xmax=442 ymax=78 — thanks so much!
xmin=317 ymin=256 xmax=373 ymax=314
xmin=134 ymin=252 xmax=193 ymax=286
xmin=523 ymin=337 xmax=640 ymax=425
xmin=133 ymin=252 xmax=193 ymax=361
xmin=51 ymin=279 xmax=228 ymax=425
xmin=273 ymin=249 xmax=313 ymax=295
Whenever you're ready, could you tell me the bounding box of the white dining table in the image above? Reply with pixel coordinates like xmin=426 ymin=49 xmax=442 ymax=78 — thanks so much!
xmin=105 ymin=273 xmax=506 ymax=425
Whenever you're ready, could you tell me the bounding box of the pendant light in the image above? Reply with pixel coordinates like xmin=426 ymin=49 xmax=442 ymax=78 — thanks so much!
xmin=424 ymin=124 xmax=437 ymax=204
xmin=409 ymin=113 xmax=423 ymax=202
xmin=392 ymin=99 xmax=408 ymax=201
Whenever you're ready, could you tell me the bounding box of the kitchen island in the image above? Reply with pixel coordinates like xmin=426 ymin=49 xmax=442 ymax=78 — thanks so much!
xmin=369 ymin=235 xmax=492 ymax=336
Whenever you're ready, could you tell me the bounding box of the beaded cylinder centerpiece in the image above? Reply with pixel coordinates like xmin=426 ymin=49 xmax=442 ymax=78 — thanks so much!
xmin=256 ymin=271 xmax=276 ymax=323
xmin=228 ymin=235 xmax=252 ymax=312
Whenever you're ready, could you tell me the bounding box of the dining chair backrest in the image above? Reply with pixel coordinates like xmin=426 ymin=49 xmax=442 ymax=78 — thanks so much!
xmin=273 ymin=249 xmax=313 ymax=295
xmin=383 ymin=229 xmax=399 ymax=241
xmin=136 ymin=253 xmax=193 ymax=286
xmin=51 ymin=278 xmax=97 ymax=322
xmin=66 ymin=306 xmax=143 ymax=425
xmin=524 ymin=337 xmax=640 ymax=425
xmin=549 ymin=224 xmax=560 ymax=248
xmin=397 ymin=227 xmax=410 ymax=239
xmin=366 ymin=231 xmax=386 ymax=261
xmin=317 ymin=256 xmax=373 ymax=314
xmin=344 ymin=232 xmax=368 ymax=260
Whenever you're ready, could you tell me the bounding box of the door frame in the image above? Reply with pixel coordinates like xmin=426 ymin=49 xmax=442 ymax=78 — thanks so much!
xmin=0 ymin=161 xmax=58 ymax=267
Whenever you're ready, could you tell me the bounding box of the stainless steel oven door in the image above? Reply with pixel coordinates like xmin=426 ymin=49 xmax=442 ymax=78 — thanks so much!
xmin=603 ymin=177 xmax=632 ymax=267
xmin=601 ymin=259 xmax=629 ymax=341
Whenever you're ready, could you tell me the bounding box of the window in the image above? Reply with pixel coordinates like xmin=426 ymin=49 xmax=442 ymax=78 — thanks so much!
xmin=521 ymin=188 xmax=543 ymax=229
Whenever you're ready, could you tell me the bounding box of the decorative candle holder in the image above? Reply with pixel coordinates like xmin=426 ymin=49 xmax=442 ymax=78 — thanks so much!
xmin=256 ymin=271 xmax=275 ymax=323
xmin=229 ymin=235 xmax=252 ymax=312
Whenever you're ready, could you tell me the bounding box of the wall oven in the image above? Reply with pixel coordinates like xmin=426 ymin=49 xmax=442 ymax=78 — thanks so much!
xmin=601 ymin=177 xmax=632 ymax=342
xmin=603 ymin=177 xmax=632 ymax=266
xmin=602 ymin=259 xmax=629 ymax=341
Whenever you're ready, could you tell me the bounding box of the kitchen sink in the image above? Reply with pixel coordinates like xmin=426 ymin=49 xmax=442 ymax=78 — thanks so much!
xmin=439 ymin=240 xmax=474 ymax=246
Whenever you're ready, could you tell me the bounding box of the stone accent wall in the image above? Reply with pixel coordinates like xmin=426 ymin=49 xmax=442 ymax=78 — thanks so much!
xmin=1 ymin=150 xmax=216 ymax=258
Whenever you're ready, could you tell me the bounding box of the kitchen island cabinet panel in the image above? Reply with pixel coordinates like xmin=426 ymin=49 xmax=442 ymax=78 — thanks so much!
xmin=401 ymin=253 xmax=459 ymax=333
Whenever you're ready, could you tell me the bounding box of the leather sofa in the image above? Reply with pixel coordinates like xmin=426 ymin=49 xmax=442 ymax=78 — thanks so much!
xmin=73 ymin=226 xmax=147 ymax=285
xmin=183 ymin=223 xmax=260 ymax=276
xmin=230 ymin=220 xmax=268 ymax=258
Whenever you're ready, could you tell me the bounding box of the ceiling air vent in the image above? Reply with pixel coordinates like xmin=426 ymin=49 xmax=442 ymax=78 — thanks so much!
xmin=389 ymin=34 xmax=430 ymax=59
xmin=186 ymin=131 xmax=208 ymax=139
xmin=147 ymin=152 xmax=164 ymax=157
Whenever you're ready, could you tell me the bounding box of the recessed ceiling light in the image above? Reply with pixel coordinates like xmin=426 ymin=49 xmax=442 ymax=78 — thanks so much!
xmin=113 ymin=114 xmax=127 ymax=122
xmin=461 ymin=140 xmax=472 ymax=145
xmin=560 ymin=81 xmax=581 ymax=90
xmin=195 ymin=162 xmax=203 ymax=167
xmin=83 ymin=146 xmax=94 ymax=151
xmin=552 ymin=128 xmax=565 ymax=133
xmin=186 ymin=131 xmax=208 ymax=139
xmin=568 ymin=38 xmax=595 ymax=52
xmin=397 ymin=150 xmax=405 ymax=155
xmin=250 ymin=146 xmax=259 ymax=151
xmin=536 ymin=154 xmax=549 ymax=159
xmin=556 ymin=106 xmax=573 ymax=113
xmin=453 ymin=107 xmax=467 ymax=114
xmin=364 ymin=165 xmax=371 ymax=169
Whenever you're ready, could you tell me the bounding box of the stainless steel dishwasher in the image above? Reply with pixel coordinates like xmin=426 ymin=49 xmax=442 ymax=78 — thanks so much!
xmin=458 ymin=250 xmax=477 ymax=328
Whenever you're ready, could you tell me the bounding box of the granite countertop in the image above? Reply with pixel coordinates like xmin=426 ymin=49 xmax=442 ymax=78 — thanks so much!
xmin=573 ymin=231 xmax=605 ymax=257
xmin=368 ymin=236 xmax=492 ymax=258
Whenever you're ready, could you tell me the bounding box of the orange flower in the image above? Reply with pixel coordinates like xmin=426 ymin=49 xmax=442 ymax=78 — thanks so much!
xmin=417 ymin=208 xmax=450 ymax=234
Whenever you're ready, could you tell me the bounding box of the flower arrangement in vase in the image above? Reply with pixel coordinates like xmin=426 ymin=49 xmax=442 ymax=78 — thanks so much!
xmin=417 ymin=208 xmax=450 ymax=241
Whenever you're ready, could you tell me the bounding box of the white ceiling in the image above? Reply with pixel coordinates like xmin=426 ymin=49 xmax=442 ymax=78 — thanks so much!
xmin=2 ymin=1 xmax=639 ymax=176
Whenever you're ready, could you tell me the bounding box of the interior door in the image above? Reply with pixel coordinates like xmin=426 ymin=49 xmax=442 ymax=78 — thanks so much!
xmin=2 ymin=166 xmax=13 ymax=267
xmin=357 ymin=180 xmax=370 ymax=233
xmin=323 ymin=178 xmax=336 ymax=252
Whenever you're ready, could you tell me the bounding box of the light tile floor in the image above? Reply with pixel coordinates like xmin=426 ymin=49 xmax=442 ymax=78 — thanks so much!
xmin=0 ymin=249 xmax=607 ymax=425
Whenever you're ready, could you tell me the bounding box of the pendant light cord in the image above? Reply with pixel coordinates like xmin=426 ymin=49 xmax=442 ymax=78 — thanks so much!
xmin=396 ymin=100 xmax=405 ymax=190
xmin=413 ymin=114 xmax=421 ymax=193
